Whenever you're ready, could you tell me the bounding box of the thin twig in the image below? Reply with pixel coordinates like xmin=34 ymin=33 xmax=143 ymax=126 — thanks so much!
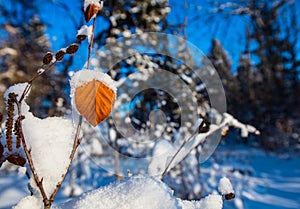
xmin=15 ymin=99 xmax=50 ymax=207
xmin=87 ymin=17 xmax=96 ymax=69
xmin=161 ymin=121 xmax=205 ymax=178
xmin=49 ymin=10 xmax=97 ymax=204
xmin=160 ymin=118 xmax=237 ymax=178
xmin=18 ymin=61 xmax=57 ymax=103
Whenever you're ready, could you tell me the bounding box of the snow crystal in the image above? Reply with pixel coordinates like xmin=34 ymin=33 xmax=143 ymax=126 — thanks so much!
xmin=22 ymin=113 xmax=75 ymax=197
xmin=84 ymin=0 xmax=103 ymax=11
xmin=13 ymin=196 xmax=42 ymax=209
xmin=218 ymin=177 xmax=234 ymax=195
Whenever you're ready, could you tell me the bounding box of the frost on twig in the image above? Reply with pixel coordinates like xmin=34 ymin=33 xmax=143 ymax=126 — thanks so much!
xmin=149 ymin=112 xmax=260 ymax=178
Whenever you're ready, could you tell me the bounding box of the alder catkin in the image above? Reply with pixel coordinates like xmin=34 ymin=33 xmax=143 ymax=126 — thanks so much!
xmin=13 ymin=116 xmax=23 ymax=149
xmin=5 ymin=93 xmax=17 ymax=152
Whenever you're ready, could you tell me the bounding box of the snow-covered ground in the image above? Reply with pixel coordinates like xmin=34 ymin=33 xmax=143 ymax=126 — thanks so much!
xmin=202 ymin=144 xmax=300 ymax=209
xmin=0 ymin=144 xmax=299 ymax=209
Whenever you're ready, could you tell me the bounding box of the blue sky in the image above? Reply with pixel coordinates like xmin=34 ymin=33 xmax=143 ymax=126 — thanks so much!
xmin=40 ymin=0 xmax=300 ymax=72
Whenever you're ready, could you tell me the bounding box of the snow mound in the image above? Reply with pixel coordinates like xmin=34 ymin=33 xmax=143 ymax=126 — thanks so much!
xmin=55 ymin=175 xmax=178 ymax=209
xmin=54 ymin=175 xmax=224 ymax=209
xmin=4 ymin=83 xmax=76 ymax=198
xmin=23 ymin=113 xmax=75 ymax=197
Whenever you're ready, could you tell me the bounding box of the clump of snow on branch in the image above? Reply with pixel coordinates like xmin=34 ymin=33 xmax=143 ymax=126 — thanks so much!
xmin=54 ymin=175 xmax=225 ymax=209
xmin=4 ymin=83 xmax=30 ymax=113
xmin=77 ymin=25 xmax=93 ymax=43
xmin=148 ymin=113 xmax=260 ymax=178
xmin=23 ymin=113 xmax=74 ymax=197
xmin=4 ymin=83 xmax=75 ymax=197
xmin=218 ymin=177 xmax=234 ymax=195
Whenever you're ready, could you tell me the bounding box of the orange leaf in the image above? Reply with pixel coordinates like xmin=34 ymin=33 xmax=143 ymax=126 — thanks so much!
xmin=75 ymin=79 xmax=115 ymax=126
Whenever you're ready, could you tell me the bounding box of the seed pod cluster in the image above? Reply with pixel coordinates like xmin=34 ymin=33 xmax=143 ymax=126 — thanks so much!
xmin=5 ymin=93 xmax=17 ymax=152
xmin=0 ymin=142 xmax=3 ymax=159
xmin=0 ymin=111 xmax=3 ymax=124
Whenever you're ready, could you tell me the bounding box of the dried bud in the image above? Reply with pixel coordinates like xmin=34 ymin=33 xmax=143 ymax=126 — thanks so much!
xmin=14 ymin=115 xmax=24 ymax=149
xmin=66 ymin=43 xmax=79 ymax=54
xmin=85 ymin=4 xmax=101 ymax=22
xmin=225 ymin=192 xmax=235 ymax=200
xmin=43 ymin=52 xmax=53 ymax=64
xmin=76 ymin=34 xmax=87 ymax=43
xmin=55 ymin=50 xmax=66 ymax=61
xmin=221 ymin=128 xmax=229 ymax=136
xmin=198 ymin=121 xmax=210 ymax=133
xmin=0 ymin=142 xmax=4 ymax=159
xmin=7 ymin=154 xmax=26 ymax=166
xmin=0 ymin=111 xmax=3 ymax=124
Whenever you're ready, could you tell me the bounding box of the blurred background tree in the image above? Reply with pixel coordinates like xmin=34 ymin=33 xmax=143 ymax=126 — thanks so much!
xmin=0 ymin=0 xmax=71 ymax=118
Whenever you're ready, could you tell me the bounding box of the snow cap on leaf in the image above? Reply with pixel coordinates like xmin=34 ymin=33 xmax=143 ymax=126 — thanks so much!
xmin=70 ymin=69 xmax=117 ymax=127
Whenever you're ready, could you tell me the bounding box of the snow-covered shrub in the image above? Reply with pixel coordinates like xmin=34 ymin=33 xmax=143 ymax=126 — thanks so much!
xmin=0 ymin=1 xmax=260 ymax=209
